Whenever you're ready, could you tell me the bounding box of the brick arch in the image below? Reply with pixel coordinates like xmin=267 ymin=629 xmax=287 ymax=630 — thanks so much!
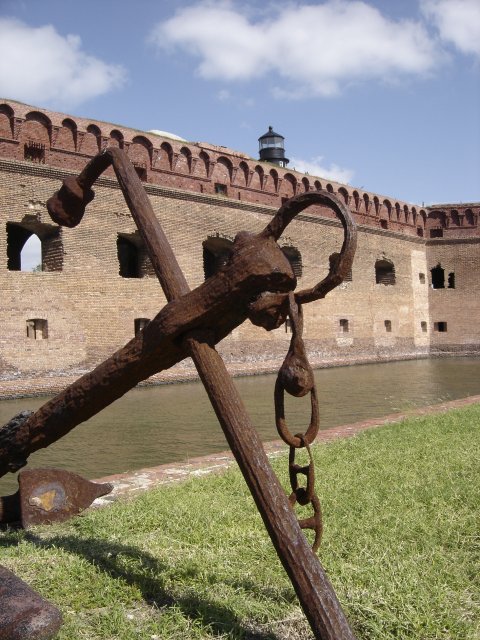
xmin=450 ymin=209 xmax=460 ymax=226
xmin=363 ymin=193 xmax=370 ymax=214
xmin=82 ymin=124 xmax=101 ymax=155
xmin=301 ymin=177 xmax=310 ymax=193
xmin=195 ymin=150 xmax=209 ymax=178
xmin=281 ymin=173 xmax=297 ymax=199
xmin=314 ymin=180 xmax=322 ymax=191
xmin=373 ymin=196 xmax=380 ymax=215
xmin=236 ymin=161 xmax=249 ymax=187
xmin=109 ymin=129 xmax=124 ymax=148
xmin=269 ymin=168 xmax=279 ymax=193
xmin=383 ymin=199 xmax=392 ymax=219
xmin=412 ymin=207 xmax=417 ymax=225
xmin=395 ymin=202 xmax=401 ymax=221
xmin=22 ymin=111 xmax=51 ymax=145
xmin=465 ymin=209 xmax=474 ymax=225
xmin=130 ymin=135 xmax=153 ymax=167
xmin=56 ymin=118 xmax=77 ymax=151
xmin=338 ymin=187 xmax=349 ymax=205
xmin=0 ymin=103 xmax=14 ymax=138
xmin=404 ymin=205 xmax=410 ymax=224
xmin=212 ymin=156 xmax=233 ymax=185
xmin=352 ymin=190 xmax=360 ymax=210
xmin=326 ymin=183 xmax=334 ymax=193
xmin=202 ymin=235 xmax=234 ymax=279
xmin=158 ymin=142 xmax=173 ymax=171
xmin=250 ymin=165 xmax=264 ymax=190
xmin=176 ymin=146 xmax=192 ymax=174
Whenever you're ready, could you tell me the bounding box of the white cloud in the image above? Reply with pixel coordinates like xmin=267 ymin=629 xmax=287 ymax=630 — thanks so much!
xmin=150 ymin=1 xmax=439 ymax=98
xmin=421 ymin=0 xmax=480 ymax=58
xmin=0 ymin=18 xmax=126 ymax=107
xmin=289 ymin=155 xmax=354 ymax=184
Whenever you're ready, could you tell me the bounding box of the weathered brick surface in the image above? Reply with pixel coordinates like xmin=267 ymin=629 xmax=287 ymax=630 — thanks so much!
xmin=0 ymin=99 xmax=479 ymax=397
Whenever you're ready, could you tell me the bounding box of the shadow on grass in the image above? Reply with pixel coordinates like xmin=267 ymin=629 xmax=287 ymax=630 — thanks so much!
xmin=0 ymin=530 xmax=285 ymax=640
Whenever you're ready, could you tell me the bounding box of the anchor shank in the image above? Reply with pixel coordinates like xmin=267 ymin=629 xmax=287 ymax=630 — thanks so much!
xmin=185 ymin=336 xmax=355 ymax=640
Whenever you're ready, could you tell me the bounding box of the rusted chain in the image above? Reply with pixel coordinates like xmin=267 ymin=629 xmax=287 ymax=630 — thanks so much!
xmin=275 ymin=293 xmax=323 ymax=551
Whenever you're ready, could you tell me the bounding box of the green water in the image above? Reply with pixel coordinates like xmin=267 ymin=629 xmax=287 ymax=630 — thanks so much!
xmin=1 ymin=357 xmax=480 ymax=493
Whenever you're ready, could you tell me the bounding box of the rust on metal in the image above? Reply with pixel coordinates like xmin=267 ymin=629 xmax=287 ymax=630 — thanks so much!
xmin=0 ymin=468 xmax=112 ymax=527
xmin=0 ymin=148 xmax=358 ymax=640
xmin=0 ymin=564 xmax=62 ymax=640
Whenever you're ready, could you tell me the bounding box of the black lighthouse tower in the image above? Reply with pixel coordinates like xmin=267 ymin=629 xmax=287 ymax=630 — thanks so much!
xmin=258 ymin=126 xmax=289 ymax=168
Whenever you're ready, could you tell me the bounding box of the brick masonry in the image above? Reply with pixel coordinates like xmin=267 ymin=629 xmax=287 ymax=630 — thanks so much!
xmin=0 ymin=99 xmax=479 ymax=397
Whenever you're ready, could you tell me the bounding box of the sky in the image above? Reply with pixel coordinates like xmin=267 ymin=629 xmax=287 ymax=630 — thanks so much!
xmin=0 ymin=0 xmax=479 ymax=216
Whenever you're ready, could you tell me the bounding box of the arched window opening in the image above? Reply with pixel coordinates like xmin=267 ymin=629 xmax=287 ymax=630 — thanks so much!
xmin=326 ymin=184 xmax=334 ymax=193
xmin=448 ymin=272 xmax=455 ymax=289
xmin=179 ymin=147 xmax=192 ymax=173
xmin=26 ymin=318 xmax=48 ymax=340
xmin=375 ymin=259 xmax=396 ymax=285
xmin=451 ymin=210 xmax=460 ymax=226
xmin=282 ymin=246 xmax=303 ymax=278
xmin=314 ymin=180 xmax=322 ymax=191
xmin=353 ymin=191 xmax=360 ymax=210
xmin=431 ymin=264 xmax=445 ymax=289
xmin=373 ymin=196 xmax=380 ymax=215
xmin=302 ymin=177 xmax=310 ymax=192
xmin=395 ymin=203 xmax=401 ymax=220
xmin=465 ymin=209 xmax=474 ymax=225
xmin=250 ymin=165 xmax=264 ymax=190
xmin=57 ymin=118 xmax=77 ymax=151
xmin=363 ymin=193 xmax=370 ymax=213
xmin=330 ymin=252 xmax=352 ymax=281
xmin=270 ymin=168 xmax=279 ymax=192
xmin=134 ymin=318 xmax=150 ymax=335
xmin=404 ymin=205 xmax=410 ymax=223
xmin=212 ymin=157 xmax=233 ymax=185
xmin=160 ymin=142 xmax=174 ymax=171
xmin=109 ymin=129 xmax=124 ymax=148
xmin=6 ymin=222 xmax=62 ymax=272
xmin=202 ymin=236 xmax=233 ymax=280
xmin=338 ymin=187 xmax=349 ymax=205
xmin=383 ymin=200 xmax=392 ymax=219
xmin=0 ymin=103 xmax=14 ymax=138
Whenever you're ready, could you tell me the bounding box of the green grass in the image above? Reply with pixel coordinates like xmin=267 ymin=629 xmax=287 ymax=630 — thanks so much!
xmin=1 ymin=404 xmax=479 ymax=639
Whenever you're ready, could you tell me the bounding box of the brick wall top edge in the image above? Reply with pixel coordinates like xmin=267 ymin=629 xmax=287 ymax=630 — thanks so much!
xmin=0 ymin=98 xmax=429 ymax=211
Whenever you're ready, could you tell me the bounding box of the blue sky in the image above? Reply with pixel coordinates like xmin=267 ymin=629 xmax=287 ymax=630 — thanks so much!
xmin=0 ymin=0 xmax=479 ymax=210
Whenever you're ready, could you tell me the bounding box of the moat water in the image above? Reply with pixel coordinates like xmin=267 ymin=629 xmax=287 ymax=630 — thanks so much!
xmin=1 ymin=356 xmax=480 ymax=494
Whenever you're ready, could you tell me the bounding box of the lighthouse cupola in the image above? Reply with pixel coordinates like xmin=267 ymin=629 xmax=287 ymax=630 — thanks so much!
xmin=258 ymin=126 xmax=289 ymax=167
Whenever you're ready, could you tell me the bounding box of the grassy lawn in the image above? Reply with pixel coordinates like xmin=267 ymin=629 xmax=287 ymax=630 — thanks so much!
xmin=1 ymin=404 xmax=479 ymax=639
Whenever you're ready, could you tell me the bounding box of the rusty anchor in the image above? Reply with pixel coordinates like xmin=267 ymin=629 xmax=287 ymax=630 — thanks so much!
xmin=0 ymin=565 xmax=63 ymax=640
xmin=0 ymin=464 xmax=112 ymax=528
xmin=0 ymin=147 xmax=357 ymax=640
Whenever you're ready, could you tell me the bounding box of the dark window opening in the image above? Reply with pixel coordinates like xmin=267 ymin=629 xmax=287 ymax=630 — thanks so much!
xmin=448 ymin=272 xmax=455 ymax=289
xmin=339 ymin=318 xmax=349 ymax=333
xmin=282 ymin=246 xmax=303 ymax=278
xmin=419 ymin=272 xmax=426 ymax=284
xmin=202 ymin=236 xmax=233 ymax=280
xmin=134 ymin=318 xmax=150 ymax=335
xmin=380 ymin=219 xmax=388 ymax=229
xmin=329 ymin=252 xmax=352 ymax=281
xmin=430 ymin=228 xmax=443 ymax=238
xmin=384 ymin=319 xmax=392 ymax=332
xmin=24 ymin=141 xmax=45 ymax=163
xmin=215 ymin=183 xmax=227 ymax=196
xmin=6 ymin=222 xmax=63 ymax=272
xmin=417 ymin=227 xmax=424 ymax=237
xmin=434 ymin=321 xmax=447 ymax=332
xmin=117 ymin=235 xmax=140 ymax=278
xmin=375 ymin=259 xmax=396 ymax=285
xmin=133 ymin=163 xmax=147 ymax=181
xmin=26 ymin=318 xmax=48 ymax=340
xmin=431 ymin=264 xmax=445 ymax=289
xmin=421 ymin=321 xmax=427 ymax=333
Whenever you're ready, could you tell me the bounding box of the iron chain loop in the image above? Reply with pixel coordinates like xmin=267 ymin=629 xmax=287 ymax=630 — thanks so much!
xmin=274 ymin=292 xmax=323 ymax=552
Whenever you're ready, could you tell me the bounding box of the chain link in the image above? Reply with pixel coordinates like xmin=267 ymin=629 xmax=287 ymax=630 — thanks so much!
xmin=274 ymin=292 xmax=323 ymax=552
